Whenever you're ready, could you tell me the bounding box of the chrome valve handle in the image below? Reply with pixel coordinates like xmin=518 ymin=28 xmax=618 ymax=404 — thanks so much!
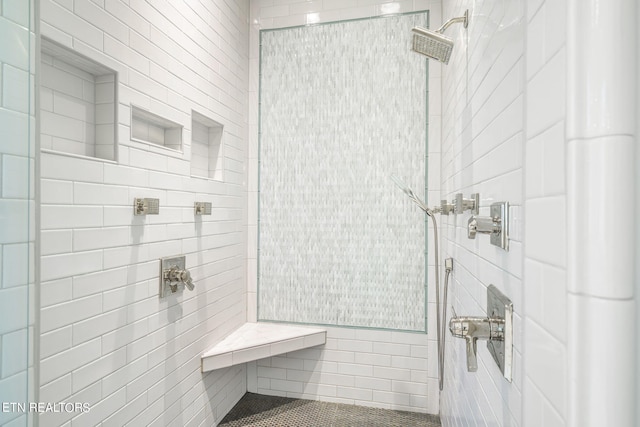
xmin=466 ymin=202 xmax=509 ymax=251
xmin=165 ymin=267 xmax=195 ymax=291
xmin=160 ymin=256 xmax=195 ymax=297
xmin=178 ymin=269 xmax=194 ymax=290
xmin=449 ymin=316 xmax=504 ymax=372
xmin=467 ymin=216 xmax=500 ymax=239
xmin=454 ymin=193 xmax=479 ymax=215
xmin=440 ymin=199 xmax=455 ymax=215
xmin=449 ymin=285 xmax=513 ymax=381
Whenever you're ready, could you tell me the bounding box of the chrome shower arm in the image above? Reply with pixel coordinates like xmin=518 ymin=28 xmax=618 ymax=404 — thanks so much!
xmin=436 ymin=10 xmax=469 ymax=33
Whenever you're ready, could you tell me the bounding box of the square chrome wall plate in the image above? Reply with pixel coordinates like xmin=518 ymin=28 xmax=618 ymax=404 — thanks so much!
xmin=490 ymin=201 xmax=509 ymax=251
xmin=486 ymin=284 xmax=513 ymax=382
xmin=194 ymin=202 xmax=212 ymax=215
xmin=160 ymin=255 xmax=185 ymax=298
xmin=134 ymin=198 xmax=160 ymax=215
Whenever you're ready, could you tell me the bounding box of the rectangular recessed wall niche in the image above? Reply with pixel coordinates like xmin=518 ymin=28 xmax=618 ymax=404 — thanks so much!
xmin=131 ymin=105 xmax=183 ymax=151
xmin=190 ymin=111 xmax=224 ymax=181
xmin=40 ymin=37 xmax=117 ymax=161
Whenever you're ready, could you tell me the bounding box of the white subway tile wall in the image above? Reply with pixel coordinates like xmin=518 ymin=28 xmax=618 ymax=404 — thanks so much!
xmin=250 ymin=0 xmax=442 ymax=414
xmin=26 ymin=0 xmax=638 ymax=425
xmin=39 ymin=1 xmax=249 ymax=426
xmin=440 ymin=0 xmax=525 ymax=424
xmin=0 ymin=1 xmax=35 ymax=426
xmin=438 ymin=0 xmax=570 ymax=426
xmin=524 ymin=1 xmax=569 ymax=425
xmin=249 ymin=327 xmax=437 ymax=414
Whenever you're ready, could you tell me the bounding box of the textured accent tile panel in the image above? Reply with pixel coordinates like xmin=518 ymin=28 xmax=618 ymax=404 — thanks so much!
xmin=259 ymin=12 xmax=429 ymax=331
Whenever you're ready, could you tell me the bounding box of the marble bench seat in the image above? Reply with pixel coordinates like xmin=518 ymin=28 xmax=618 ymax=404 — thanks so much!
xmin=201 ymin=322 xmax=326 ymax=372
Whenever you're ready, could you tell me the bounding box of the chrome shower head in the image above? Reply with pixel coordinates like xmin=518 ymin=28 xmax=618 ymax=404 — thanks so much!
xmin=411 ymin=9 xmax=468 ymax=64
xmin=411 ymin=28 xmax=454 ymax=64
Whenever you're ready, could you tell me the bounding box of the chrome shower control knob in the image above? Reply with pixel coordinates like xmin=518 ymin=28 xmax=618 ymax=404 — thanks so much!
xmin=455 ymin=193 xmax=480 ymax=215
xmin=160 ymin=256 xmax=195 ymax=297
xmin=165 ymin=267 xmax=181 ymax=282
xmin=440 ymin=200 xmax=455 ymax=215
xmin=167 ymin=268 xmax=194 ymax=290
xmin=449 ymin=286 xmax=513 ymax=381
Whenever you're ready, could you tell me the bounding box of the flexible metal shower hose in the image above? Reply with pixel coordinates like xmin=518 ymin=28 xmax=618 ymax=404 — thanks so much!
xmin=428 ymin=213 xmax=450 ymax=392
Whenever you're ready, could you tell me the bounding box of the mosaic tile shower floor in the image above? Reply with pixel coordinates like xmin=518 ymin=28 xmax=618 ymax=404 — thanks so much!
xmin=218 ymin=393 xmax=441 ymax=427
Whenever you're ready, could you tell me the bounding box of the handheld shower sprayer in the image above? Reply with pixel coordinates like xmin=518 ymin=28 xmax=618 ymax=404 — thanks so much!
xmin=411 ymin=9 xmax=469 ymax=64
xmin=390 ymin=174 xmax=432 ymax=216
xmin=391 ymin=174 xmax=451 ymax=391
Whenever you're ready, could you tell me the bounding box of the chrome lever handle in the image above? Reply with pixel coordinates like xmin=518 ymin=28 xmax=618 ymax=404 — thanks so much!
xmin=179 ymin=269 xmax=195 ymax=291
xmin=468 ymin=217 xmax=477 ymax=239
xmin=449 ymin=286 xmax=514 ymax=381
xmin=170 ymin=268 xmax=194 ymax=291
xmin=449 ymin=315 xmax=504 ymax=372
xmin=465 ymin=336 xmax=478 ymax=371
xmin=467 ymin=216 xmax=499 ymax=239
